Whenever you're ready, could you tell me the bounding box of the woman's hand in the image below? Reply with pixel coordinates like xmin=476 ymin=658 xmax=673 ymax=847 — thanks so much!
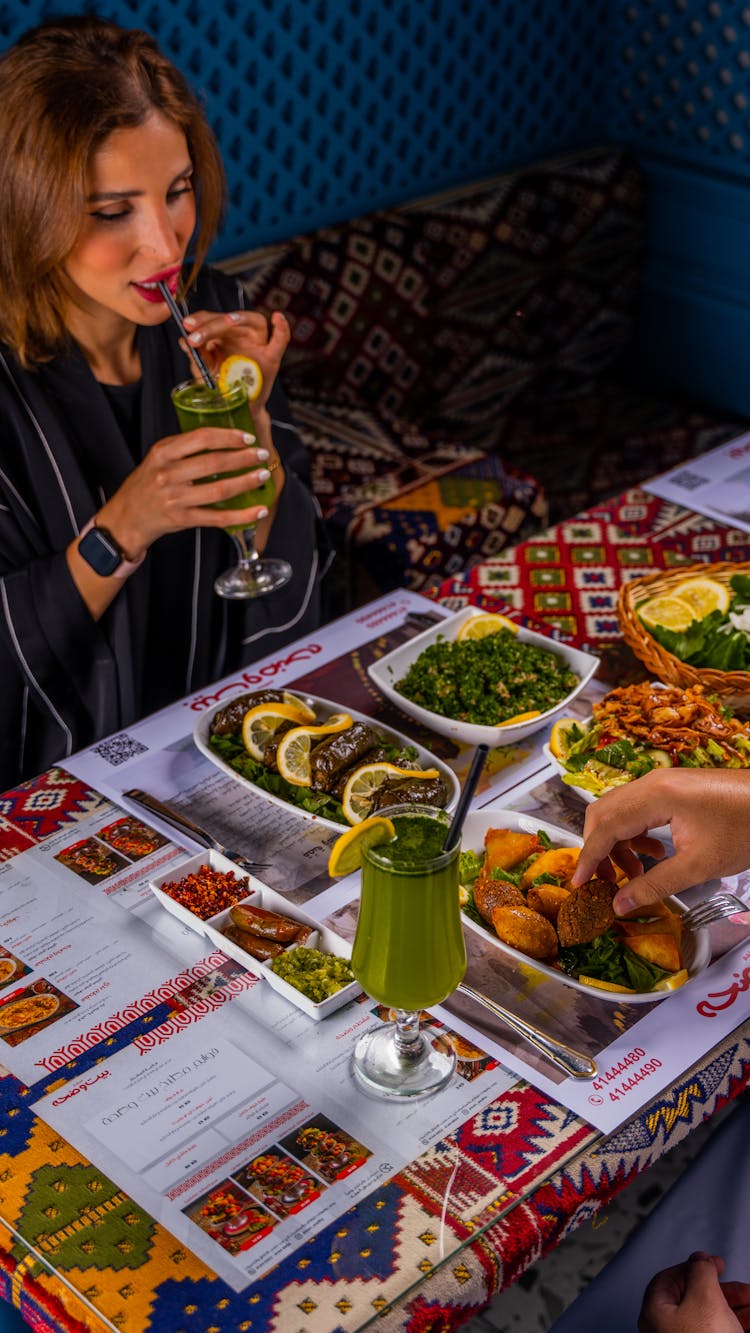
xmin=638 ymin=1253 xmax=750 ymax=1333
xmin=571 ymin=768 xmax=750 ymax=914
xmin=181 ymin=308 xmax=290 ymax=409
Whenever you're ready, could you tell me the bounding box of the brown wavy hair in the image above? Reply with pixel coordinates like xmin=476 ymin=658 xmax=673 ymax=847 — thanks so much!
xmin=0 ymin=15 xmax=226 ymax=366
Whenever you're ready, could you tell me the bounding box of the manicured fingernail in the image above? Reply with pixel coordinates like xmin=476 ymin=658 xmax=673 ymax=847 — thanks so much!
xmin=183 ymin=316 xmax=196 ymax=327
xmin=255 ymin=448 xmax=269 ymax=460
xmin=227 ymin=312 xmax=241 ymax=322
xmin=242 ymin=433 xmax=256 ymax=445
xmin=188 ymin=332 xmax=202 ymax=344
xmin=256 ymin=469 xmax=270 ymax=482
xmin=614 ymin=893 xmax=636 ymax=916
xmin=256 ymin=507 xmax=269 ymax=519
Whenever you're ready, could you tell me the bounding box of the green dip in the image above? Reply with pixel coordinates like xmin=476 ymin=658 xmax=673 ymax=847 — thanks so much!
xmin=270 ymin=947 xmax=355 ymax=1003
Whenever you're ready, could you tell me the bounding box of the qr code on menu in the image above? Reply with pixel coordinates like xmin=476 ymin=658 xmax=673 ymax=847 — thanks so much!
xmin=668 ymin=469 xmax=708 ymax=492
xmin=92 ymin=733 xmax=148 ymax=766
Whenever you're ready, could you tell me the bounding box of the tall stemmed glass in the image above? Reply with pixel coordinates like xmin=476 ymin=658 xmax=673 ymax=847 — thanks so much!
xmin=351 ymin=805 xmax=467 ymax=1099
xmin=171 ymin=380 xmax=292 ymax=599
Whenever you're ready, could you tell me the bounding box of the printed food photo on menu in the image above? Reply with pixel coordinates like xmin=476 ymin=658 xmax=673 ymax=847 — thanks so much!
xmin=54 ymin=837 xmax=129 ymax=884
xmin=231 ymin=1149 xmax=323 ymax=1219
xmin=184 ymin=1180 xmax=279 ymax=1254
xmin=0 ymin=981 xmax=78 ymax=1047
xmin=0 ymin=947 xmax=30 ymax=993
xmin=282 ymin=1116 xmax=372 ymax=1184
xmin=95 ymin=815 xmax=169 ymax=861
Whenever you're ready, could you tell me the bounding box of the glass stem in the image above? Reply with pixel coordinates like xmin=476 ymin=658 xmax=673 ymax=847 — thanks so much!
xmin=231 ymin=526 xmax=259 ymax=570
xmin=393 ymin=1009 xmax=424 ymax=1060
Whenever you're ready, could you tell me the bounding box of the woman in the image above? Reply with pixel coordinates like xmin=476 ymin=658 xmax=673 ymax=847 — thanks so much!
xmin=0 ymin=16 xmax=331 ymax=788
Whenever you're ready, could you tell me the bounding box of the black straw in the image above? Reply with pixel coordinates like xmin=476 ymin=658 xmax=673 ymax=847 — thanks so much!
xmin=157 ymin=281 xmax=216 ymax=389
xmin=443 ymin=743 xmax=489 ymax=852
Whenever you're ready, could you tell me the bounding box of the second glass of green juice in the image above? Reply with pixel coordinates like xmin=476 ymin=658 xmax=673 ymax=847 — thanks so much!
xmin=351 ymin=805 xmax=466 ymax=1099
xmin=171 ymin=380 xmax=292 ymax=599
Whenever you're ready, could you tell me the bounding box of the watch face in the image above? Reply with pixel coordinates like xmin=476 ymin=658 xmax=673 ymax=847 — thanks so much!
xmin=78 ymin=526 xmax=122 ymax=577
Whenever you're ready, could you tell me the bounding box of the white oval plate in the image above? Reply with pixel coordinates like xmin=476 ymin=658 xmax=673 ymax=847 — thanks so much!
xmin=194 ymin=691 xmax=460 ymax=833
xmin=460 ymin=807 xmax=709 ymax=1003
xmin=367 ymin=607 xmax=599 ymax=747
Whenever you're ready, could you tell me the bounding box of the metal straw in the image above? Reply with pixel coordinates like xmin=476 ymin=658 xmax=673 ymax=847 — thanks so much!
xmin=443 ymin=743 xmax=489 ymax=852
xmin=157 ymin=281 xmax=216 ymax=389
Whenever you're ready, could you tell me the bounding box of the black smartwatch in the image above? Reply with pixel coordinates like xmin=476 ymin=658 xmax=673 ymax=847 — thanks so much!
xmin=77 ymin=518 xmax=145 ymax=579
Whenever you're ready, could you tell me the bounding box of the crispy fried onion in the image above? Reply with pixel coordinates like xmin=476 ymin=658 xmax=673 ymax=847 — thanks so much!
xmin=592 ymin=682 xmax=750 ymax=761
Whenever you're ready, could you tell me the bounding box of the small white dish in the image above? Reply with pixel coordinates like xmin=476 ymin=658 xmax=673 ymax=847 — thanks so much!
xmin=260 ymin=922 xmax=360 ymax=1021
xmin=367 ymin=607 xmax=599 ymax=748
xmin=194 ymin=690 xmax=459 ymax=833
xmin=203 ymin=884 xmax=320 ymax=974
xmin=459 ymin=807 xmax=709 ymax=1003
xmin=149 ymin=849 xmax=263 ymax=932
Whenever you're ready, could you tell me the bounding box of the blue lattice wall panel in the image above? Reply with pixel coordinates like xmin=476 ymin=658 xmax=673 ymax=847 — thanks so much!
xmin=610 ymin=0 xmax=750 ymax=172
xmin=0 ymin=0 xmax=613 ymax=259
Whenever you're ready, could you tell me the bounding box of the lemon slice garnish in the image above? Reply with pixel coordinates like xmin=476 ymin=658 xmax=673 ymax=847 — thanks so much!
xmin=276 ymin=713 xmax=352 ymax=786
xmin=671 ymin=576 xmax=729 ymax=619
xmin=341 ymin=763 xmax=440 ymax=825
xmin=241 ymin=701 xmax=317 ymax=762
xmin=497 ymin=710 xmax=542 ymax=728
xmin=456 ymin=612 xmax=518 ymax=641
xmin=217 ymin=355 xmax=264 ymax=401
xmin=327 ymin=815 xmax=396 ymax=877
xmin=548 ymin=718 xmax=580 ymax=760
xmin=652 ymin=968 xmax=689 ymax=992
xmin=577 ymin=976 xmax=637 ymax=993
xmin=638 ymin=594 xmax=697 ymax=632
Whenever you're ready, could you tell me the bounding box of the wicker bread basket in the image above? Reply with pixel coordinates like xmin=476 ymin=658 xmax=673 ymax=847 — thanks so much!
xmin=617 ymin=561 xmax=750 ymax=713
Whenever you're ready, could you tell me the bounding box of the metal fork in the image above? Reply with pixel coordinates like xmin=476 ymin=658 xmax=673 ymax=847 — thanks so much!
xmin=680 ymin=893 xmax=750 ymax=932
xmin=457 ymin=982 xmax=598 ymax=1080
xmin=123 ymin=788 xmax=272 ymax=872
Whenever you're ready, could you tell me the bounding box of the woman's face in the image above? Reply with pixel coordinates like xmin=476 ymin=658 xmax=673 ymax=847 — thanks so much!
xmin=63 ymin=110 xmax=197 ymax=331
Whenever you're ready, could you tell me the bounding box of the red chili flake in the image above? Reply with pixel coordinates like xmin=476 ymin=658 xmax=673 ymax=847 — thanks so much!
xmin=160 ymin=864 xmax=250 ymax=919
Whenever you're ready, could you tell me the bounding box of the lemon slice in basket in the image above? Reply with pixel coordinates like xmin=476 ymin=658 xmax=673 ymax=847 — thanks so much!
xmin=241 ymin=701 xmax=317 ymax=762
xmin=217 ymin=355 xmax=264 ymax=401
xmin=276 ymin=713 xmax=352 ymax=786
xmin=671 ymin=576 xmax=730 ymax=620
xmin=328 ymin=815 xmax=396 ymax=877
xmin=457 ymin=612 xmax=518 ymax=641
xmin=341 ymin=763 xmax=440 ymax=825
xmin=638 ymin=594 xmax=697 ymax=633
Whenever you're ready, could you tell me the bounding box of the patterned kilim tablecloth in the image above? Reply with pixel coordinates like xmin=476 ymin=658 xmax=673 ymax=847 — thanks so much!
xmin=2 ymin=492 xmax=750 ymax=1332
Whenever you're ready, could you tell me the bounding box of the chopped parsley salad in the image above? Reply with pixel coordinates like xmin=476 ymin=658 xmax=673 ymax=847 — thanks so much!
xmin=394 ymin=629 xmax=580 ymax=727
xmin=551 ymin=681 xmax=750 ymax=798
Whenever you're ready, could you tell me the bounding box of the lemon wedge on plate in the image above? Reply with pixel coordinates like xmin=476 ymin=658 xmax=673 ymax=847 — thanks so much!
xmin=652 ymin=968 xmax=689 ymax=992
xmin=457 ymin=612 xmax=518 ymax=641
xmin=276 ymin=713 xmax=352 ymax=786
xmin=217 ymin=355 xmax=264 ymax=401
xmin=497 ymin=710 xmax=542 ymax=728
xmin=341 ymin=763 xmax=440 ymax=825
xmin=241 ymin=701 xmax=317 ymax=762
xmin=577 ymin=976 xmax=637 ymax=994
xmin=671 ymin=576 xmax=729 ymax=619
xmin=548 ymin=718 xmax=580 ymax=760
xmin=327 ymin=815 xmax=395 ymax=877
xmin=638 ymin=594 xmax=697 ymax=632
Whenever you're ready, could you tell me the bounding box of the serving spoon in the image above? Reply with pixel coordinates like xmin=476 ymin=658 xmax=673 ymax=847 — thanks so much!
xmin=457 ymin=982 xmax=598 ymax=1079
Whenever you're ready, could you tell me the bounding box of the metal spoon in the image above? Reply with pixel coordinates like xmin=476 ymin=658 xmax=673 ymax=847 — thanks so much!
xmin=457 ymin=982 xmax=598 ymax=1080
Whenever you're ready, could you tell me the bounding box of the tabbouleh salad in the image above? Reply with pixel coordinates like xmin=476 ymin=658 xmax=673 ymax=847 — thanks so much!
xmin=395 ymin=629 xmax=579 ymax=727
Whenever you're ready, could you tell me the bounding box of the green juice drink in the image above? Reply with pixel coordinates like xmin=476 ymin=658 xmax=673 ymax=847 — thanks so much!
xmin=171 ymin=380 xmax=275 ymax=529
xmin=352 ymin=808 xmax=466 ymax=1011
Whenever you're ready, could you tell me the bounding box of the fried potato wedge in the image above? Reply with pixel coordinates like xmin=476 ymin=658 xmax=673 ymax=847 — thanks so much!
xmin=520 ymin=846 xmax=580 ymax=889
xmin=625 ymin=933 xmax=682 ymax=973
xmin=485 ymin=828 xmax=542 ymax=872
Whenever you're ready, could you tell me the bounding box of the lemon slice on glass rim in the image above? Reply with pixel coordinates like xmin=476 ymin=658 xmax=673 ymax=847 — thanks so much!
xmin=241 ymin=701 xmax=317 ymax=762
xmin=217 ymin=355 xmax=264 ymax=401
xmin=328 ymin=815 xmax=396 ymax=877
xmin=456 ymin=612 xmax=518 ymax=641
xmin=341 ymin=763 xmax=440 ymax=825
xmin=276 ymin=713 xmax=352 ymax=786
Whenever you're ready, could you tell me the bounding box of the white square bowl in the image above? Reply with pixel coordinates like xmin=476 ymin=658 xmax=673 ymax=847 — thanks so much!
xmin=367 ymin=607 xmax=600 ymax=748
xmin=149 ymin=850 xmax=263 ymax=933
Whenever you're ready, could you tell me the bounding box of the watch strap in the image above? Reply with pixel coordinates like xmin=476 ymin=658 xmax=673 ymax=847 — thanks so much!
xmin=78 ymin=517 xmax=145 ymax=579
